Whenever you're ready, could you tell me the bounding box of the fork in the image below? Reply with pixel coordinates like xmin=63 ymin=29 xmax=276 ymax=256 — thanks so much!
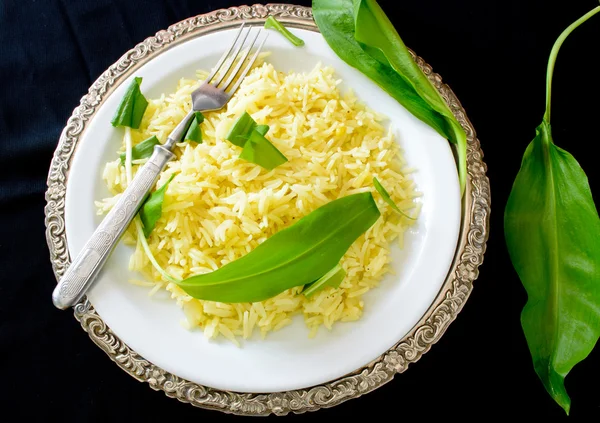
xmin=52 ymin=23 xmax=268 ymax=310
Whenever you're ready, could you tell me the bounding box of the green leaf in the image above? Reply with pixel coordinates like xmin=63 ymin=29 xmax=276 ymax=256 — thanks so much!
xmin=177 ymin=192 xmax=381 ymax=303
xmin=303 ymin=264 xmax=346 ymax=298
xmin=110 ymin=77 xmax=148 ymax=129
xmin=184 ymin=111 xmax=205 ymax=143
xmin=373 ymin=177 xmax=415 ymax=220
xmin=312 ymin=0 xmax=467 ymax=195
xmin=226 ymin=111 xmax=257 ymax=147
xmin=226 ymin=112 xmax=284 ymax=169
xmin=505 ymin=121 xmax=600 ymax=415
xmin=504 ymin=6 xmax=600 ymax=415
xmin=255 ymin=124 xmax=269 ymax=136
xmin=119 ymin=135 xmax=161 ymax=164
xmin=239 ymin=128 xmax=288 ymax=170
xmin=264 ymin=15 xmax=305 ymax=46
xmin=139 ymin=174 xmax=175 ymax=238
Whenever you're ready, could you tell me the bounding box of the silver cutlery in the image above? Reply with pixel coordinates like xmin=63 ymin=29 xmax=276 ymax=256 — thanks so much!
xmin=52 ymin=23 xmax=268 ymax=309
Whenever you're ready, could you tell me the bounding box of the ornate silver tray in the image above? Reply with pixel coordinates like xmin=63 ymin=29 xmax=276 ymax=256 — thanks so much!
xmin=45 ymin=3 xmax=490 ymax=416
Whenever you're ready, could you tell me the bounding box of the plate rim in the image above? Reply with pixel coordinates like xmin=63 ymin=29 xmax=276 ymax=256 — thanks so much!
xmin=44 ymin=3 xmax=490 ymax=416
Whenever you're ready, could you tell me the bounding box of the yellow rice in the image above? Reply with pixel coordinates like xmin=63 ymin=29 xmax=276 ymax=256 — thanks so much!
xmin=96 ymin=60 xmax=420 ymax=345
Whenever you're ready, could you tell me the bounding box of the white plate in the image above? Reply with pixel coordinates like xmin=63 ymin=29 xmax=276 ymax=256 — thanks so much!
xmin=64 ymin=26 xmax=460 ymax=393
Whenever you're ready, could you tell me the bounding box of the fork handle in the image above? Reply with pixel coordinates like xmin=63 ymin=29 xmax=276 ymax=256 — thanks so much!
xmin=52 ymin=145 xmax=175 ymax=309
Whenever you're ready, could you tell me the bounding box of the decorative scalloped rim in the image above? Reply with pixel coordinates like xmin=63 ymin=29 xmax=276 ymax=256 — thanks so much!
xmin=45 ymin=3 xmax=490 ymax=416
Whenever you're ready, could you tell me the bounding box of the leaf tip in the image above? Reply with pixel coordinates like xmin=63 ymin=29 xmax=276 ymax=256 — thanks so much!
xmin=555 ymin=393 xmax=571 ymax=416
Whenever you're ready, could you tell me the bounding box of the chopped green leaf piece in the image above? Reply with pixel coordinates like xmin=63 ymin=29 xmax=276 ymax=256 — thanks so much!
xmin=111 ymin=76 xmax=148 ymax=129
xmin=373 ymin=177 xmax=415 ymax=220
xmin=139 ymin=174 xmax=175 ymax=238
xmin=226 ymin=111 xmax=257 ymax=147
xmin=227 ymin=112 xmax=283 ymax=169
xmin=184 ymin=111 xmax=205 ymax=143
xmin=255 ymin=124 xmax=269 ymax=136
xmin=120 ymin=135 xmax=161 ymax=164
xmin=303 ymin=264 xmax=346 ymax=298
xmin=239 ymin=129 xmax=288 ymax=170
xmin=177 ymin=192 xmax=380 ymax=303
xmin=264 ymin=16 xmax=305 ymax=47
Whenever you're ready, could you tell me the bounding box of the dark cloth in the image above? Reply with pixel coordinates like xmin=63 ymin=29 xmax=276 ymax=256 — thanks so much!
xmin=0 ymin=0 xmax=598 ymax=419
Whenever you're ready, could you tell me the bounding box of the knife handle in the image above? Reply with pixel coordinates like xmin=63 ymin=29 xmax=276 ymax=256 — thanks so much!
xmin=52 ymin=145 xmax=174 ymax=309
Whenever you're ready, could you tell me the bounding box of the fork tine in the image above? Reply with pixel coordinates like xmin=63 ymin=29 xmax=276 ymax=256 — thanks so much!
xmin=221 ymin=29 xmax=262 ymax=91
xmin=212 ymin=26 xmax=251 ymax=87
xmin=226 ymin=33 xmax=269 ymax=96
xmin=204 ymin=23 xmax=246 ymax=84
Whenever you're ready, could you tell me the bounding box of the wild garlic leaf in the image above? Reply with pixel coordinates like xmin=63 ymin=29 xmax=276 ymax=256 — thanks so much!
xmin=264 ymin=15 xmax=305 ymax=47
xmin=184 ymin=111 xmax=205 ymax=143
xmin=504 ymin=6 xmax=600 ymax=415
xmin=239 ymin=128 xmax=288 ymax=170
xmin=120 ymin=126 xmax=177 ymax=282
xmin=177 ymin=193 xmax=380 ymax=303
xmin=139 ymin=174 xmax=175 ymax=238
xmin=303 ymin=264 xmax=346 ymax=298
xmin=110 ymin=77 xmax=148 ymax=129
xmin=312 ymin=0 xmax=467 ymax=195
xmin=226 ymin=111 xmax=257 ymax=147
xmin=505 ymin=121 xmax=600 ymax=415
xmin=226 ymin=112 xmax=284 ymax=169
xmin=255 ymin=124 xmax=269 ymax=136
xmin=119 ymin=135 xmax=160 ymax=164
xmin=373 ymin=177 xmax=415 ymax=219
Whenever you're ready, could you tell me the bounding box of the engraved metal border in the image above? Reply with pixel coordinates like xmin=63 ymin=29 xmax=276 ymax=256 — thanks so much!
xmin=45 ymin=3 xmax=491 ymax=416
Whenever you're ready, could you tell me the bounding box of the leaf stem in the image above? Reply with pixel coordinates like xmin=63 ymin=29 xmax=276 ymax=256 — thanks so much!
xmin=544 ymin=6 xmax=600 ymax=122
xmin=123 ymin=127 xmax=178 ymax=283
xmin=264 ymin=16 xmax=305 ymax=46
xmin=135 ymin=218 xmax=180 ymax=283
xmin=124 ymin=127 xmax=133 ymax=184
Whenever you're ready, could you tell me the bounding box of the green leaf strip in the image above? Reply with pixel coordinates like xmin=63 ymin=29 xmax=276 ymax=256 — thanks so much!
xmin=255 ymin=124 xmax=270 ymax=136
xmin=120 ymin=135 xmax=161 ymax=163
xmin=303 ymin=263 xmax=346 ymax=297
xmin=226 ymin=111 xmax=257 ymax=147
xmin=111 ymin=76 xmax=149 ymax=129
xmin=264 ymin=16 xmax=305 ymax=46
xmin=373 ymin=177 xmax=415 ymax=219
xmin=184 ymin=111 xmax=205 ymax=143
xmin=121 ymin=127 xmax=178 ymax=282
xmin=139 ymin=174 xmax=175 ymax=238
xmin=239 ymin=129 xmax=288 ymax=170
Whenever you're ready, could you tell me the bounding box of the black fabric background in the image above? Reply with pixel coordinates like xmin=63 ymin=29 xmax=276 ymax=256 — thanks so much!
xmin=1 ymin=0 xmax=599 ymax=420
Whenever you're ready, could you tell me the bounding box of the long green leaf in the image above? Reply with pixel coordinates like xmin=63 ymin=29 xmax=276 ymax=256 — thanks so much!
xmin=119 ymin=135 xmax=160 ymax=164
xmin=504 ymin=6 xmax=600 ymax=415
xmin=177 ymin=192 xmax=380 ymax=303
xmin=110 ymin=77 xmax=148 ymax=129
xmin=312 ymin=0 xmax=446 ymax=136
xmin=505 ymin=121 xmax=600 ymax=414
xmin=139 ymin=174 xmax=175 ymax=238
xmin=353 ymin=0 xmax=466 ymax=194
xmin=312 ymin=0 xmax=467 ymax=195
